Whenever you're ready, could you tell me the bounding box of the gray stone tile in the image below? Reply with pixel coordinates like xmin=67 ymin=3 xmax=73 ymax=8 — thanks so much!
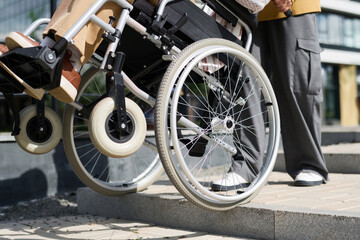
xmin=275 ymin=210 xmax=360 ymax=240
xmin=0 ymin=216 xmax=241 ymax=240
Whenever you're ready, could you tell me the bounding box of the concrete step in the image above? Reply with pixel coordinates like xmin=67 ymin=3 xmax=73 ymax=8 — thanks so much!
xmin=0 ymin=215 xmax=253 ymax=239
xmin=321 ymin=126 xmax=360 ymax=145
xmin=275 ymin=142 xmax=360 ymax=173
xmin=77 ymin=172 xmax=360 ymax=240
xmin=278 ymin=126 xmax=360 ymax=147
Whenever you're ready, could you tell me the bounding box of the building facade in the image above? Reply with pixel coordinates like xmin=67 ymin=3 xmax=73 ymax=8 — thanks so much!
xmin=319 ymin=0 xmax=360 ymax=126
xmin=0 ymin=0 xmax=61 ymax=42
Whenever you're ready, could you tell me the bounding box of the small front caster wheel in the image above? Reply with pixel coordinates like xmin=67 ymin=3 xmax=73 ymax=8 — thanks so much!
xmin=15 ymin=105 xmax=62 ymax=154
xmin=89 ymin=97 xmax=147 ymax=158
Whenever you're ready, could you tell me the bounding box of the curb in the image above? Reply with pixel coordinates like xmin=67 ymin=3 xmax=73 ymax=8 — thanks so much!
xmin=275 ymin=143 xmax=360 ymax=173
xmin=77 ymin=187 xmax=360 ymax=240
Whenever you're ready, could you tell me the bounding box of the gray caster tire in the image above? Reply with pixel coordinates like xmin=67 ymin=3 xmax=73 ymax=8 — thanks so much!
xmin=15 ymin=105 xmax=62 ymax=154
xmin=89 ymin=97 xmax=147 ymax=158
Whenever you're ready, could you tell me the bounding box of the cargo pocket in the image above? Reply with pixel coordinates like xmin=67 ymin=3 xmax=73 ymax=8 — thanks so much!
xmin=293 ymin=38 xmax=323 ymax=95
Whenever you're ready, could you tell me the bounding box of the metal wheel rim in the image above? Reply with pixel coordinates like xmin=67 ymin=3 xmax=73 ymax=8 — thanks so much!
xmin=169 ymin=46 xmax=280 ymax=203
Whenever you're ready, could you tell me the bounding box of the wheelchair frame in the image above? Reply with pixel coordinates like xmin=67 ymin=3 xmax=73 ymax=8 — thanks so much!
xmin=24 ymin=0 xmax=254 ymax=109
xmin=9 ymin=0 xmax=280 ymax=211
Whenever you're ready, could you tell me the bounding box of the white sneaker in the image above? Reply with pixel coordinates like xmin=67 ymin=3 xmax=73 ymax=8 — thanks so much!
xmin=294 ymin=171 xmax=325 ymax=186
xmin=211 ymin=172 xmax=249 ymax=191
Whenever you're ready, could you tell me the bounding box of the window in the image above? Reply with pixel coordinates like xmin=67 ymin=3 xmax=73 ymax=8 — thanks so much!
xmin=322 ymin=64 xmax=340 ymax=124
xmin=0 ymin=0 xmax=61 ymax=42
xmin=318 ymin=12 xmax=360 ymax=50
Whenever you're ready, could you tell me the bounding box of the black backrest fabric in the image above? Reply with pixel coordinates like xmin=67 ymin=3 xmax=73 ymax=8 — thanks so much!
xmin=133 ymin=0 xmax=243 ymax=48
xmin=96 ymin=0 xmax=247 ymax=76
xmin=165 ymin=0 xmax=242 ymax=45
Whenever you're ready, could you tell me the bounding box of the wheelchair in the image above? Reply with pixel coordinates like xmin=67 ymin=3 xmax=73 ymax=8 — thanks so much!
xmin=0 ymin=0 xmax=280 ymax=211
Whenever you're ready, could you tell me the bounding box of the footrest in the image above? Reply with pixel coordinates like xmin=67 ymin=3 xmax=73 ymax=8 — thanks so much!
xmin=0 ymin=61 xmax=44 ymax=99
xmin=0 ymin=46 xmax=64 ymax=97
xmin=0 ymin=61 xmax=25 ymax=94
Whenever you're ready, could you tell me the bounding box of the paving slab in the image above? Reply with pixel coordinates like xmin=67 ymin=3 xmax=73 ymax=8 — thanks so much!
xmin=321 ymin=126 xmax=360 ymax=145
xmin=0 ymin=215 xmax=253 ymax=239
xmin=77 ymin=172 xmax=360 ymax=240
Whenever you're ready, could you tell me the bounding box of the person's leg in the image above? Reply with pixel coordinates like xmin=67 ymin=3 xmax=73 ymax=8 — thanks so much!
xmin=229 ymin=66 xmax=266 ymax=182
xmin=267 ymin=14 xmax=328 ymax=183
xmin=44 ymin=0 xmax=133 ymax=65
xmin=211 ymin=23 xmax=269 ymax=190
xmin=230 ymin=21 xmax=273 ymax=182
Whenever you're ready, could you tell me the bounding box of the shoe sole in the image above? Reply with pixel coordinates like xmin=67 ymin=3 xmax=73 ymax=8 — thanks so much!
xmin=294 ymin=180 xmax=324 ymax=186
xmin=211 ymin=183 xmax=250 ymax=191
xmin=49 ymin=76 xmax=77 ymax=103
xmin=5 ymin=32 xmax=39 ymax=49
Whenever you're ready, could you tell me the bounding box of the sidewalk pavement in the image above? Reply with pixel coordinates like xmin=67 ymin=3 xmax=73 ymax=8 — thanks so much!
xmin=252 ymin=171 xmax=360 ymax=212
xmin=80 ymin=171 xmax=360 ymax=215
xmin=77 ymin=171 xmax=360 ymax=240
xmin=0 ymin=215 xmax=252 ymax=239
xmin=0 ymin=172 xmax=359 ymax=240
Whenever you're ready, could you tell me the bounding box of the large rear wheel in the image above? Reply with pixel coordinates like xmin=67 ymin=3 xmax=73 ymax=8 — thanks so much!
xmin=155 ymin=39 xmax=280 ymax=211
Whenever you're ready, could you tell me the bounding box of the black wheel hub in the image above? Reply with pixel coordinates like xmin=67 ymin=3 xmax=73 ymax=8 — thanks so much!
xmin=26 ymin=117 xmax=53 ymax=143
xmin=105 ymin=111 xmax=135 ymax=143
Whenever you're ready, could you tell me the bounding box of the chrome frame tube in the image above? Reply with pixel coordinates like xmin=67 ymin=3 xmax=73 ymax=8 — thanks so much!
xmin=156 ymin=0 xmax=175 ymax=17
xmin=238 ymin=19 xmax=252 ymax=51
xmin=62 ymin=0 xmax=132 ymax=42
xmin=90 ymin=15 xmax=116 ymax=34
xmin=122 ymin=72 xmax=156 ymax=107
xmin=23 ymin=18 xmax=50 ymax=36
xmin=126 ymin=17 xmax=181 ymax=56
xmin=100 ymin=8 xmax=131 ymax=69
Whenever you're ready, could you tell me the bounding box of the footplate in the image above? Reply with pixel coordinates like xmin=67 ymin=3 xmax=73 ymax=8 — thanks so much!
xmin=0 ymin=61 xmax=44 ymax=99
xmin=0 ymin=45 xmax=65 ymax=98
xmin=0 ymin=61 xmax=25 ymax=94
